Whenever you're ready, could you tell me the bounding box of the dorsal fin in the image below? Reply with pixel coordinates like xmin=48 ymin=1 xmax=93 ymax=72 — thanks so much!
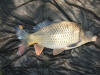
xmin=33 ymin=20 xmax=53 ymax=32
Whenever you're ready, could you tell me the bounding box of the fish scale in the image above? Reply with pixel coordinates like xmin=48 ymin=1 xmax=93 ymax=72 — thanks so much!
xmin=32 ymin=21 xmax=81 ymax=49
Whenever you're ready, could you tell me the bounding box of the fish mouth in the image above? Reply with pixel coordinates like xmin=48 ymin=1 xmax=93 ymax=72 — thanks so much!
xmin=92 ymin=36 xmax=97 ymax=41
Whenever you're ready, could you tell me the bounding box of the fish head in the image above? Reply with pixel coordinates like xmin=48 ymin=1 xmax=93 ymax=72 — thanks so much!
xmin=86 ymin=31 xmax=100 ymax=48
xmin=85 ymin=31 xmax=97 ymax=42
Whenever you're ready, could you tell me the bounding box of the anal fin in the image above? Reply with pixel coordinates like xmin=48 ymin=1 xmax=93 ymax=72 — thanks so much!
xmin=34 ymin=44 xmax=44 ymax=56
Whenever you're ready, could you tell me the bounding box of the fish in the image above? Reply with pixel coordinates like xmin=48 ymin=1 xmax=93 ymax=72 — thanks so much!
xmin=16 ymin=21 xmax=97 ymax=56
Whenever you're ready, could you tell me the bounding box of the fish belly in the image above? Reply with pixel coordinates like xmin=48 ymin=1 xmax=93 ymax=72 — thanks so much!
xmin=38 ymin=31 xmax=80 ymax=49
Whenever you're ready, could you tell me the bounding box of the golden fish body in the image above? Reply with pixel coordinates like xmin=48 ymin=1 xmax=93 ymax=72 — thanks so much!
xmin=28 ymin=21 xmax=95 ymax=50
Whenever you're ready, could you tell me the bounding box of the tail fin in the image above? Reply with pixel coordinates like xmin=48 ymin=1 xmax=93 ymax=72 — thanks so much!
xmin=16 ymin=25 xmax=28 ymax=40
xmin=15 ymin=25 xmax=29 ymax=56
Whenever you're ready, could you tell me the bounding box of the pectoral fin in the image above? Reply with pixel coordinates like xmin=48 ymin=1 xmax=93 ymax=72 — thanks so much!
xmin=68 ymin=43 xmax=78 ymax=47
xmin=34 ymin=44 xmax=44 ymax=56
xmin=68 ymin=41 xmax=81 ymax=47
xmin=53 ymin=48 xmax=65 ymax=55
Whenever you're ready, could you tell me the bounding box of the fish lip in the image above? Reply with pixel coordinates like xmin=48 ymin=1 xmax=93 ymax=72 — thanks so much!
xmin=92 ymin=36 xmax=97 ymax=41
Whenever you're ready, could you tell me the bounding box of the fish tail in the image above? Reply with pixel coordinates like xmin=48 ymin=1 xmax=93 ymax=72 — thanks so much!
xmin=15 ymin=25 xmax=29 ymax=56
xmin=17 ymin=42 xmax=28 ymax=56
xmin=15 ymin=25 xmax=28 ymax=40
